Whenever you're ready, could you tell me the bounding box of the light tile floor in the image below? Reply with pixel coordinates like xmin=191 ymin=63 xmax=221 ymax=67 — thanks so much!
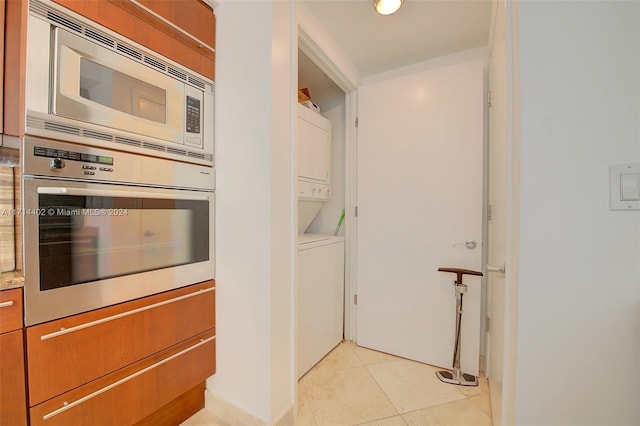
xmin=182 ymin=341 xmax=492 ymax=426
xmin=181 ymin=408 xmax=230 ymax=426
xmin=297 ymin=341 xmax=491 ymax=426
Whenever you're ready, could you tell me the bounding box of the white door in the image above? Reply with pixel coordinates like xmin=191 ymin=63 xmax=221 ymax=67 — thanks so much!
xmin=356 ymin=61 xmax=485 ymax=374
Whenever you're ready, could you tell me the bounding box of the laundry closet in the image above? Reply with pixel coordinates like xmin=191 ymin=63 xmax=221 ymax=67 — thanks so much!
xmin=296 ymin=49 xmax=346 ymax=379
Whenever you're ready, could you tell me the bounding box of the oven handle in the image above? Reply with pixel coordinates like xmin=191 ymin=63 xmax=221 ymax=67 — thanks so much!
xmin=37 ymin=187 xmax=211 ymax=200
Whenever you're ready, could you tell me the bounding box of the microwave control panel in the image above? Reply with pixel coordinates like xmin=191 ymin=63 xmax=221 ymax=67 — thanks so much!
xmin=186 ymin=96 xmax=201 ymax=134
xmin=184 ymin=85 xmax=204 ymax=149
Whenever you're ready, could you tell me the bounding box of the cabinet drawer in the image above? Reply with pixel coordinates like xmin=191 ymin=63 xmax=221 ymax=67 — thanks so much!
xmin=27 ymin=280 xmax=215 ymax=406
xmin=0 ymin=330 xmax=28 ymax=426
xmin=135 ymin=0 xmax=215 ymax=51
xmin=30 ymin=329 xmax=215 ymax=426
xmin=0 ymin=288 xmax=23 ymax=333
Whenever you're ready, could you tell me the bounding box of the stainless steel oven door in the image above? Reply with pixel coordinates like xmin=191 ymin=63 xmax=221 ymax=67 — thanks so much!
xmin=23 ymin=178 xmax=214 ymax=326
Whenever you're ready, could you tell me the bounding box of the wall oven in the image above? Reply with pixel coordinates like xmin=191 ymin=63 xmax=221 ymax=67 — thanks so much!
xmin=22 ymin=137 xmax=215 ymax=326
xmin=25 ymin=0 xmax=214 ymax=166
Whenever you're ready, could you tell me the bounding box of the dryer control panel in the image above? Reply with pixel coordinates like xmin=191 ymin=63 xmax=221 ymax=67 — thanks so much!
xmin=298 ymin=180 xmax=331 ymax=201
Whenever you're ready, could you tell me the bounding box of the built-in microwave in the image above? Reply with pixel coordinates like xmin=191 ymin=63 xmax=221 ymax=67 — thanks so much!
xmin=25 ymin=0 xmax=214 ymax=166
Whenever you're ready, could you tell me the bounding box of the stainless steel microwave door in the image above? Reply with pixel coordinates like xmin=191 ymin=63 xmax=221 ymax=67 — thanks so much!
xmin=53 ymin=27 xmax=184 ymax=144
xmin=79 ymin=59 xmax=167 ymax=124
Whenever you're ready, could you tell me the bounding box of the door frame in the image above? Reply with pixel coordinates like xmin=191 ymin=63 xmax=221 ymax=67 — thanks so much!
xmin=501 ymin=0 xmax=520 ymax=424
xmin=486 ymin=0 xmax=520 ymax=424
xmin=295 ymin=4 xmax=360 ymax=343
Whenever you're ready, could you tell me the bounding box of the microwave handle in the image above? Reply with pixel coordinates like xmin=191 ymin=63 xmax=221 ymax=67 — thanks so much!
xmin=37 ymin=187 xmax=210 ymax=201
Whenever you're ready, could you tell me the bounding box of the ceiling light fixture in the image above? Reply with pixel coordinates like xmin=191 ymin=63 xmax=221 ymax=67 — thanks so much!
xmin=373 ymin=0 xmax=403 ymax=15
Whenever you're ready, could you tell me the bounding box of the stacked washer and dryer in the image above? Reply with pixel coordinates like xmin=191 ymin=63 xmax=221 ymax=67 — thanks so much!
xmin=296 ymin=104 xmax=345 ymax=379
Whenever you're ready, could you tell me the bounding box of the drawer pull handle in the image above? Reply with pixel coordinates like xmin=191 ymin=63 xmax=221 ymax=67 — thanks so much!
xmin=129 ymin=0 xmax=216 ymax=53
xmin=42 ymin=335 xmax=215 ymax=420
xmin=41 ymin=287 xmax=215 ymax=341
xmin=0 ymin=300 xmax=14 ymax=308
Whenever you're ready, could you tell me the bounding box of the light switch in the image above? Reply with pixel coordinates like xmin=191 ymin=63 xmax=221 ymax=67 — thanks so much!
xmin=610 ymin=163 xmax=640 ymax=210
xmin=620 ymin=173 xmax=640 ymax=201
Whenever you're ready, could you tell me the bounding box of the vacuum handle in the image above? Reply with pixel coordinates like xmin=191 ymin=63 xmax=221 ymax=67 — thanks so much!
xmin=437 ymin=267 xmax=483 ymax=284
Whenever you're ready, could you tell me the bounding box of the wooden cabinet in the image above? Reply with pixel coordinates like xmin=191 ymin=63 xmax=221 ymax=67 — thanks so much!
xmin=0 ymin=288 xmax=28 ymax=426
xmin=26 ymin=280 xmax=216 ymax=425
xmin=136 ymin=0 xmax=215 ymax=49
xmin=0 ymin=287 xmax=23 ymax=333
xmin=3 ymin=0 xmax=27 ymax=137
xmin=52 ymin=0 xmax=216 ymax=79
xmin=29 ymin=330 xmax=215 ymax=426
xmin=1 ymin=0 xmax=5 ymax=135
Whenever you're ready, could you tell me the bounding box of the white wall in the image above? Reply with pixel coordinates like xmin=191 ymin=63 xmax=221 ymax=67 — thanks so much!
xmin=514 ymin=1 xmax=640 ymax=424
xmin=270 ymin=1 xmax=296 ymax=421
xmin=210 ymin=1 xmax=295 ymax=424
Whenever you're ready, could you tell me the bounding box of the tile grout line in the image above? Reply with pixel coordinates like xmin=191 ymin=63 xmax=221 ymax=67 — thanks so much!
xmin=395 ymin=390 xmax=494 ymax=423
xmin=310 ymin=342 xmax=401 ymax=426
xmin=363 ymin=359 xmax=490 ymax=423
xmin=300 ymin=342 xmax=369 ymax=426
xmin=345 ymin=342 xmax=403 ymax=425
xmin=354 ymin=344 xmax=469 ymax=424
xmin=361 ymin=362 xmax=404 ymax=424
xmin=351 ymin=412 xmax=408 ymax=426
xmin=298 ymin=377 xmax=320 ymax=426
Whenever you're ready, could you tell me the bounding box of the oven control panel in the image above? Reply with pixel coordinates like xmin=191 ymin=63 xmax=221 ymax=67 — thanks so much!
xmin=34 ymin=146 xmax=114 ymax=177
xmin=23 ymin=137 xmax=215 ymax=191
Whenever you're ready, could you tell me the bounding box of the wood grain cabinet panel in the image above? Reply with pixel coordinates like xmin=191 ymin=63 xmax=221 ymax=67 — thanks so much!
xmin=26 ymin=280 xmax=215 ymax=406
xmin=1 ymin=0 xmax=5 ymax=135
xmin=3 ymin=0 xmax=28 ymax=137
xmin=134 ymin=382 xmax=206 ymax=426
xmin=0 ymin=330 xmax=28 ymax=426
xmin=136 ymin=0 xmax=215 ymax=49
xmin=0 ymin=287 xmax=24 ymax=333
xmin=29 ymin=330 xmax=216 ymax=426
xmin=52 ymin=0 xmax=215 ymax=79
xmin=0 ymin=288 xmax=27 ymax=426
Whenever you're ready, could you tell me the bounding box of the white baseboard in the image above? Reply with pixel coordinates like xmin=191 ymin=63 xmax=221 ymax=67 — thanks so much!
xmin=205 ymin=390 xmax=265 ymax=426
xmin=204 ymin=389 xmax=294 ymax=426
xmin=272 ymin=405 xmax=294 ymax=426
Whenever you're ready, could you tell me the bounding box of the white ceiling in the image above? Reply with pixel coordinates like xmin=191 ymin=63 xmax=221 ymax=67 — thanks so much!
xmin=301 ymin=0 xmax=492 ymax=78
